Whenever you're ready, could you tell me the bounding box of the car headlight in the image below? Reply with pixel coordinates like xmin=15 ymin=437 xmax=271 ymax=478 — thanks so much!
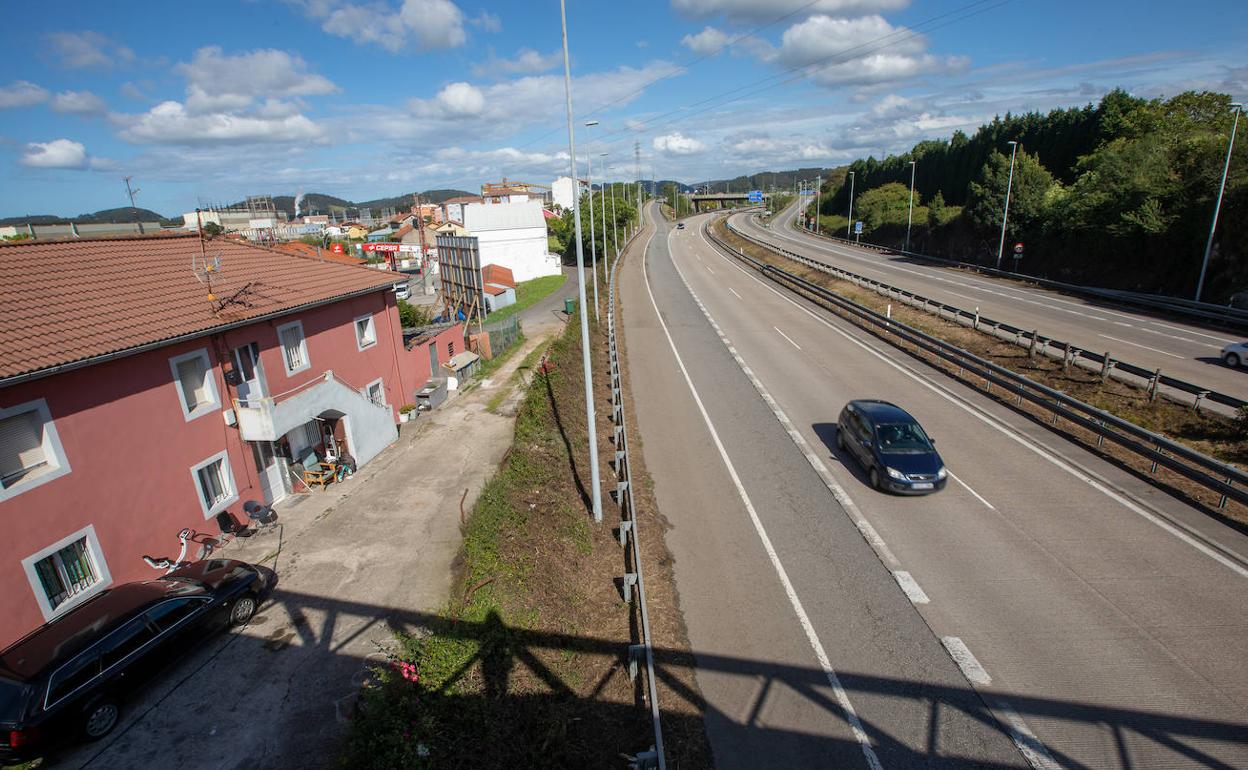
xmin=886 ymin=467 xmax=907 ymax=481
xmin=936 ymin=467 xmax=947 ymax=480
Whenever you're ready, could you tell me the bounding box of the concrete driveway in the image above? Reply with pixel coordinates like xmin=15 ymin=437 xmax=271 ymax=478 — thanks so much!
xmin=49 ymin=336 xmax=548 ymax=770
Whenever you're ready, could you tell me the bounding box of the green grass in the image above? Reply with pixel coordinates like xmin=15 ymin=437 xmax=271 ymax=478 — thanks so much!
xmin=482 ymin=273 xmax=568 ymax=325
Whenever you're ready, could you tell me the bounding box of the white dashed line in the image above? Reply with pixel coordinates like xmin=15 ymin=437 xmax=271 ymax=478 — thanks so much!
xmin=1097 ymin=333 xmax=1185 ymax=359
xmin=948 ymin=471 xmax=996 ymax=510
xmin=941 ymin=636 xmax=992 ymax=685
xmin=892 ymin=571 xmax=930 ymax=604
xmin=729 ymin=287 xmax=743 ymax=300
xmin=774 ymin=326 xmax=802 ymax=350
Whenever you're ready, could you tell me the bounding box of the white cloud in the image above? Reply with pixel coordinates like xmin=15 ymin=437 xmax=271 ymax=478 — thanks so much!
xmin=672 ymin=0 xmax=909 ymax=22
xmin=46 ymin=31 xmax=135 ymax=69
xmin=178 ymin=47 xmax=338 ymax=113
xmin=297 ymin=0 xmax=467 ymax=53
xmin=682 ymin=27 xmax=730 ymax=56
xmin=430 ymin=82 xmax=486 ymax=117
xmin=654 ymin=132 xmax=708 ymax=155
xmin=0 ymin=80 xmax=49 ymax=109
xmin=21 ymin=139 xmax=89 ymax=169
xmin=470 ymin=10 xmax=501 ymax=32
xmin=473 ymin=48 xmax=562 ymax=77
xmin=52 ymin=90 xmax=108 ymax=115
xmin=776 ymin=14 xmax=968 ymax=87
xmin=121 ymin=101 xmax=327 ymax=144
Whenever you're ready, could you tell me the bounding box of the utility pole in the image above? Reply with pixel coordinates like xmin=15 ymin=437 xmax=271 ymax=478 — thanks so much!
xmin=814 ymin=174 xmax=821 ymax=236
xmin=995 ymin=141 xmax=1019 ymax=270
xmin=123 ymin=176 xmax=145 ymax=235
xmin=905 ymin=160 xmax=916 ymax=252
xmin=559 ymin=0 xmax=601 ymax=522
xmin=585 ymin=123 xmax=600 ymax=322
xmin=846 ymin=171 xmax=855 ymax=238
xmin=1195 ymin=102 xmax=1242 ymax=302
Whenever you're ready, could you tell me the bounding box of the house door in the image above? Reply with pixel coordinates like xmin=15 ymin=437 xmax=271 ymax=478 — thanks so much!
xmin=233 ymin=342 xmax=266 ymax=403
xmin=252 ymin=441 xmax=287 ymax=504
xmin=428 ymin=342 xmax=440 ymax=378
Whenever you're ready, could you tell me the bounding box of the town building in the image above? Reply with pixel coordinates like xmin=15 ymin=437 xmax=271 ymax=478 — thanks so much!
xmin=0 ymin=234 xmax=462 ymax=646
xmin=551 ymin=176 xmax=585 ymax=211
xmin=440 ymin=195 xmax=482 ymax=225
xmin=462 ymin=200 xmax=561 ymax=282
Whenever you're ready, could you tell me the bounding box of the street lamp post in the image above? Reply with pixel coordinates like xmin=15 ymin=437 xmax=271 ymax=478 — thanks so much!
xmin=558 ymin=0 xmax=601 ymax=522
xmin=584 ymin=121 xmax=600 ymax=322
xmin=905 ymin=160 xmax=916 ymax=252
xmin=814 ymin=175 xmax=821 ymax=236
xmin=846 ymin=171 xmax=855 ymax=238
xmin=1195 ymin=102 xmax=1243 ymax=302
xmin=609 ymin=171 xmax=619 ymax=256
xmin=599 ymin=152 xmax=608 ymax=286
xmin=995 ymin=140 xmax=1019 ymax=270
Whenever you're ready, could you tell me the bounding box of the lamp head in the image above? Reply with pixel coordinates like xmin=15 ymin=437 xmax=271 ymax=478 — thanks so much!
xmin=1233 ymin=102 xmax=1244 ymax=110
xmin=585 ymin=120 xmax=600 ymax=127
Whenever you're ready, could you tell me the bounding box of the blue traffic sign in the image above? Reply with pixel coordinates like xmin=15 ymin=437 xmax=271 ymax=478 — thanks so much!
xmin=748 ymin=190 xmax=764 ymax=203
xmin=855 ymin=221 xmax=864 ymax=234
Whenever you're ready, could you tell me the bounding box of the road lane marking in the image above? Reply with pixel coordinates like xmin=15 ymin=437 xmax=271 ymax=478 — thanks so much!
xmin=729 ymin=287 xmax=743 ymax=300
xmin=1151 ymin=322 xmax=1235 ymax=345
xmin=948 ymin=471 xmax=996 ymax=510
xmin=701 ymin=230 xmax=1248 ymax=582
xmin=1138 ymin=326 xmax=1221 ymax=348
xmin=941 ymin=636 xmax=991 ymax=684
xmin=892 ymin=571 xmax=930 ymax=604
xmin=774 ymin=326 xmax=802 ymax=350
xmin=704 ymin=264 xmax=716 ymax=275
xmin=643 ymin=231 xmax=885 ymax=770
xmin=1097 ymin=333 xmax=1185 ymax=359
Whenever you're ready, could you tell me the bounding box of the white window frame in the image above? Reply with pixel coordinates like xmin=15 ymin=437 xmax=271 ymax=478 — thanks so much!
xmin=276 ymin=320 xmax=311 ymax=376
xmin=0 ymin=398 xmax=72 ymax=503
xmin=168 ymin=348 xmax=220 ymax=421
xmin=354 ymin=313 xmax=378 ymax=351
xmin=22 ymin=524 xmax=112 ymax=621
xmin=362 ymin=378 xmax=386 ymax=407
xmin=190 ymin=450 xmax=239 ymax=519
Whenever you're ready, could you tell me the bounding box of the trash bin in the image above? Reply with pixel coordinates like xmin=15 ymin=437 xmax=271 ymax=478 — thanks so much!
xmin=564 ymin=298 xmax=576 ymax=315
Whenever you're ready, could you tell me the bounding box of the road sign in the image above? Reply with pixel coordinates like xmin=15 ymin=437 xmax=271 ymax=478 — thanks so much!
xmin=748 ymin=190 xmax=764 ymax=203
xmin=855 ymin=221 xmax=864 ymax=234
xmin=1013 ymin=242 xmax=1024 ymax=257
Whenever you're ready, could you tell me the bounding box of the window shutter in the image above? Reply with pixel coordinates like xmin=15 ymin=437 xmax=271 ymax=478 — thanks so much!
xmin=281 ymin=327 xmax=303 ymax=369
xmin=0 ymin=410 xmax=45 ymax=481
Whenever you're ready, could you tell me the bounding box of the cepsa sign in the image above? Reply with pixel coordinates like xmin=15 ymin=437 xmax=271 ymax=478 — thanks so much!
xmin=362 ymin=243 xmax=401 ymax=253
xmin=330 ymin=243 xmax=345 ymax=254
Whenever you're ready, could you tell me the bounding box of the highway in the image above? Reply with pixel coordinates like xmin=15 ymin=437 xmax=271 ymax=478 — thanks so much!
xmin=620 ymin=202 xmax=1248 ymax=768
xmin=735 ymin=204 xmax=1248 ymax=403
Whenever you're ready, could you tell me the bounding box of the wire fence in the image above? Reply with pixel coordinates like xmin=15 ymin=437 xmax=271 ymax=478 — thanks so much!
xmin=605 ymin=206 xmax=666 ymax=770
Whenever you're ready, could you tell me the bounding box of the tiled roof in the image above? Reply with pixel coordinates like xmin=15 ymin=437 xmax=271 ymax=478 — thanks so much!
xmin=269 ymin=241 xmax=365 ymax=265
xmin=442 ymin=196 xmax=483 ymax=205
xmin=481 ymin=264 xmax=516 ymax=288
xmin=0 ymin=234 xmax=399 ymax=383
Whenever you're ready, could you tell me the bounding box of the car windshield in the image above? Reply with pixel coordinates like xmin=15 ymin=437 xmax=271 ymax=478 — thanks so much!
xmin=875 ymin=422 xmax=933 ymax=453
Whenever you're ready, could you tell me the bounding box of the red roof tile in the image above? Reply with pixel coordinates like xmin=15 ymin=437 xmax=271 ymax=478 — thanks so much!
xmin=269 ymin=241 xmax=365 ymax=265
xmin=0 ymin=234 xmax=399 ymax=383
xmin=481 ymin=264 xmax=516 ymax=288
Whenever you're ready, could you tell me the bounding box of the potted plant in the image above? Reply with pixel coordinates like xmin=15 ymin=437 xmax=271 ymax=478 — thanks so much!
xmin=399 ymin=404 xmax=417 ymax=423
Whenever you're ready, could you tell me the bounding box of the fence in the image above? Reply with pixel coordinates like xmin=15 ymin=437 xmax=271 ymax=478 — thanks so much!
xmin=605 ymin=205 xmax=666 ymax=769
xmin=728 ymin=218 xmax=1246 ymax=414
xmin=482 ymin=315 xmax=522 ymax=358
xmin=704 ymin=220 xmax=1248 ymax=511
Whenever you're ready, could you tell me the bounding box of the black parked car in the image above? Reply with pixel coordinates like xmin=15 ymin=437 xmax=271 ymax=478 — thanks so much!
xmin=0 ymin=559 xmax=265 ymax=762
xmin=836 ymin=399 xmax=947 ymax=494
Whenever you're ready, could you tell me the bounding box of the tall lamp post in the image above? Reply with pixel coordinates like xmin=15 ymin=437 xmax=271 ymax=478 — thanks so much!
xmin=846 ymin=170 xmax=855 ymax=238
xmin=558 ymin=0 xmax=601 ymax=522
xmin=905 ymin=160 xmax=916 ymax=252
xmin=609 ymin=168 xmax=619 ymax=256
xmin=599 ymin=152 xmax=608 ymax=284
xmin=995 ymin=140 xmax=1019 ymax=270
xmin=1196 ymin=102 xmax=1243 ymax=302
xmin=584 ymin=121 xmax=600 ymax=321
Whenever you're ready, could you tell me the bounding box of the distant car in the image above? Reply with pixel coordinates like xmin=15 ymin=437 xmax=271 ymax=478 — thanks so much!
xmin=1222 ymin=341 xmax=1248 ymax=368
xmin=836 ymin=400 xmax=947 ymax=494
xmin=395 ymin=282 xmax=411 ymax=301
xmin=676 ymin=222 xmax=685 ymax=229
xmin=0 ymin=560 xmax=266 ymax=761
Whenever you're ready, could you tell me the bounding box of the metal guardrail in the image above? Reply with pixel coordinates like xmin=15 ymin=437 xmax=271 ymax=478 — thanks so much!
xmin=730 ymin=218 xmax=1246 ymax=413
xmin=778 ymin=215 xmax=1248 ymax=332
xmin=606 ymin=208 xmax=666 ymax=770
xmin=704 ymin=220 xmax=1248 ymax=511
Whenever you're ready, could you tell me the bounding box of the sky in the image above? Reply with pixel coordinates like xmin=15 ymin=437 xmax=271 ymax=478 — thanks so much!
xmin=1 ymin=0 xmax=1245 ymax=219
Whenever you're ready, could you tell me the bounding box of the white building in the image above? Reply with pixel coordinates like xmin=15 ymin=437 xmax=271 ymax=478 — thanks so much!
xmin=551 ymin=176 xmax=584 ymax=211
xmin=463 ymin=200 xmax=561 ymax=282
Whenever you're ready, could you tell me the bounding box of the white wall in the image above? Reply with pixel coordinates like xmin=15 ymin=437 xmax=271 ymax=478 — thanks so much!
xmin=552 ymin=177 xmax=578 ymax=210
xmin=473 ymin=227 xmax=560 ymax=282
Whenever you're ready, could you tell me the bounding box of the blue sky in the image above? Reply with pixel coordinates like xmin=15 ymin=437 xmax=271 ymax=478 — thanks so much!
xmin=1 ymin=0 xmax=1245 ymax=219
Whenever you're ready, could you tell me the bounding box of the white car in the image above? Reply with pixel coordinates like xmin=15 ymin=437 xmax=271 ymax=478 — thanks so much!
xmin=1223 ymin=341 xmax=1248 ymax=368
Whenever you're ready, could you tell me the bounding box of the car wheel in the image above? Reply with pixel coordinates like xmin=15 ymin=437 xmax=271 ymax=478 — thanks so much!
xmin=1226 ymin=352 xmax=1242 ymax=368
xmin=869 ymin=467 xmax=882 ymax=491
xmin=229 ymin=594 xmax=257 ymax=626
xmin=83 ymin=698 xmax=120 ymax=741
xmin=835 ymin=428 xmax=846 ymax=451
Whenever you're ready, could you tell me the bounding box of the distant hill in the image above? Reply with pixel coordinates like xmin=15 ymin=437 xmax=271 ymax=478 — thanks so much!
xmin=692 ymin=167 xmax=841 ymax=194
xmin=265 ymin=189 xmax=474 ymax=220
xmin=0 ymin=207 xmax=170 ymax=227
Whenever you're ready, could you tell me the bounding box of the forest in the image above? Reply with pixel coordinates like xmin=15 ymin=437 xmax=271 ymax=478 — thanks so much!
xmin=812 ymin=90 xmax=1246 ymax=303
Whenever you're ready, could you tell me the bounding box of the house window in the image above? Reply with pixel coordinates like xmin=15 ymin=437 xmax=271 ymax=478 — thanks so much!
xmin=22 ymin=525 xmax=111 ymax=620
xmin=0 ymin=399 xmax=71 ymax=501
xmin=363 ymin=378 xmax=385 ymax=407
xmin=169 ymin=349 xmax=219 ymax=420
xmin=190 ymin=451 xmax=238 ymax=518
xmin=277 ymin=320 xmax=310 ymax=375
xmin=355 ymin=314 xmax=377 ymax=350
xmin=448 ymin=340 xmax=455 ymax=357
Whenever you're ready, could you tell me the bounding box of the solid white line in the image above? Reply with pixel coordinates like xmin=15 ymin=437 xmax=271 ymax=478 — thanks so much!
xmin=948 ymin=471 xmax=996 ymax=510
xmin=774 ymin=326 xmax=802 ymax=350
xmin=1097 ymin=333 xmax=1185 ymax=359
xmin=700 ymin=234 xmax=1248 ymax=582
xmin=941 ymin=636 xmax=991 ymax=685
xmin=892 ymin=571 xmax=930 ymax=604
xmin=643 ymin=232 xmax=884 ymax=770
xmin=728 ymin=287 xmax=743 ymax=300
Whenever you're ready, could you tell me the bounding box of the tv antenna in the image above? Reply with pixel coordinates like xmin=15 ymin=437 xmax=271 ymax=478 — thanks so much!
xmin=191 ymin=210 xmax=224 ymax=302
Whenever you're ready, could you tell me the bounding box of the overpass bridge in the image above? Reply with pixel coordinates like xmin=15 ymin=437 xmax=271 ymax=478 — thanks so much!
xmin=688 ymin=191 xmax=768 ymax=212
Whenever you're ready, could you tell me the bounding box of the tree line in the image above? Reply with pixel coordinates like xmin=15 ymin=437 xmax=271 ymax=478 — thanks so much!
xmin=814 ymin=90 xmax=1246 ymax=302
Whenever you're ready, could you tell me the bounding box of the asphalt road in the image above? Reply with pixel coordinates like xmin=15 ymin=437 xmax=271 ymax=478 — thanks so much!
xmin=622 ymin=203 xmax=1248 ymax=768
xmin=736 ymin=205 xmax=1248 ymax=403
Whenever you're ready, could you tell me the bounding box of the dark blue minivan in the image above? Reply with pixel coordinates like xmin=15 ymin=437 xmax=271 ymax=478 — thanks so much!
xmin=836 ymin=400 xmax=947 ymax=494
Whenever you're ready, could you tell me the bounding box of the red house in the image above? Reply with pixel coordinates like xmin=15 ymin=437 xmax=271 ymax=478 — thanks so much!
xmin=0 ymin=234 xmax=461 ymax=645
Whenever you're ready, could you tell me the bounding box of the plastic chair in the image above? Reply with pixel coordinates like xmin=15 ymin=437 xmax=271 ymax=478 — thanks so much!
xmin=243 ymin=500 xmax=277 ymax=534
